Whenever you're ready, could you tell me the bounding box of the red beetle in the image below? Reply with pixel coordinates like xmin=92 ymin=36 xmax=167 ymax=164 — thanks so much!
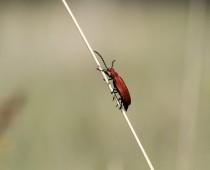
xmin=94 ymin=51 xmax=131 ymax=111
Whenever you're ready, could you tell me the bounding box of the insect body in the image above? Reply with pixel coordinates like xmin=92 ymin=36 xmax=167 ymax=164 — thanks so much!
xmin=94 ymin=51 xmax=131 ymax=111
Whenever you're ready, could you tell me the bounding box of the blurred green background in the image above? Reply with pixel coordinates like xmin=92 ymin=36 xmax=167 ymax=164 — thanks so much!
xmin=0 ymin=0 xmax=210 ymax=170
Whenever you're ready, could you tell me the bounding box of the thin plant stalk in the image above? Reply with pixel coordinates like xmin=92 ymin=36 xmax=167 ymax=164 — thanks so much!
xmin=61 ymin=1 xmax=154 ymax=169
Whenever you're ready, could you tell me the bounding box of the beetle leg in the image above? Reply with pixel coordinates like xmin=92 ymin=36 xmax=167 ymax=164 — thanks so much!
xmin=115 ymin=99 xmax=121 ymax=107
xmin=119 ymin=100 xmax=123 ymax=110
xmin=112 ymin=93 xmax=117 ymax=100
xmin=111 ymin=91 xmax=117 ymax=94
xmin=96 ymin=67 xmax=105 ymax=72
xmin=116 ymin=99 xmax=122 ymax=108
xmin=96 ymin=68 xmax=113 ymax=81
xmin=105 ymin=72 xmax=111 ymax=78
xmin=113 ymin=95 xmax=122 ymax=108
xmin=97 ymin=68 xmax=113 ymax=82
xmin=111 ymin=88 xmax=118 ymax=94
xmin=112 ymin=94 xmax=120 ymax=100
xmin=96 ymin=68 xmax=110 ymax=76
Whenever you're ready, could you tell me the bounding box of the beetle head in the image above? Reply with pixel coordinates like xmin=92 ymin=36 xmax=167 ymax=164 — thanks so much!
xmin=107 ymin=67 xmax=118 ymax=77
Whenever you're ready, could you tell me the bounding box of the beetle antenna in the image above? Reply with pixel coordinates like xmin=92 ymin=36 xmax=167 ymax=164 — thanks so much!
xmin=94 ymin=51 xmax=108 ymax=69
xmin=111 ymin=60 xmax=116 ymax=68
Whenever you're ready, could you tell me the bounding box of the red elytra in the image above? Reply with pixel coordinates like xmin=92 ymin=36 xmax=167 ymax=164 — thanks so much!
xmin=94 ymin=51 xmax=131 ymax=111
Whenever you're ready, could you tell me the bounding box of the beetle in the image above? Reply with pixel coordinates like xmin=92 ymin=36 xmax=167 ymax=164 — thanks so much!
xmin=94 ymin=51 xmax=131 ymax=111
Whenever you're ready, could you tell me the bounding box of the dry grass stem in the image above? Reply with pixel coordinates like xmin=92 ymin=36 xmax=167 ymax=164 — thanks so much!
xmin=61 ymin=1 xmax=154 ymax=169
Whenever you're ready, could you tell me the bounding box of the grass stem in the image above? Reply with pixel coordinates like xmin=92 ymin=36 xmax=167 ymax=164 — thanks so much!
xmin=61 ymin=1 xmax=154 ymax=169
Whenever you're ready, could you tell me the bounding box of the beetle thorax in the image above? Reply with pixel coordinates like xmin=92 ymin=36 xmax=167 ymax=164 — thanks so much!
xmin=108 ymin=68 xmax=118 ymax=77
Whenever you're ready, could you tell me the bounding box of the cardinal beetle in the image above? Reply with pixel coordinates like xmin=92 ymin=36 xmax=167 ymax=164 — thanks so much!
xmin=94 ymin=51 xmax=131 ymax=111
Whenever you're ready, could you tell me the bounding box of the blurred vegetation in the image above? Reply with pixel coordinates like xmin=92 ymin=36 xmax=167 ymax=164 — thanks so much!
xmin=0 ymin=0 xmax=210 ymax=170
